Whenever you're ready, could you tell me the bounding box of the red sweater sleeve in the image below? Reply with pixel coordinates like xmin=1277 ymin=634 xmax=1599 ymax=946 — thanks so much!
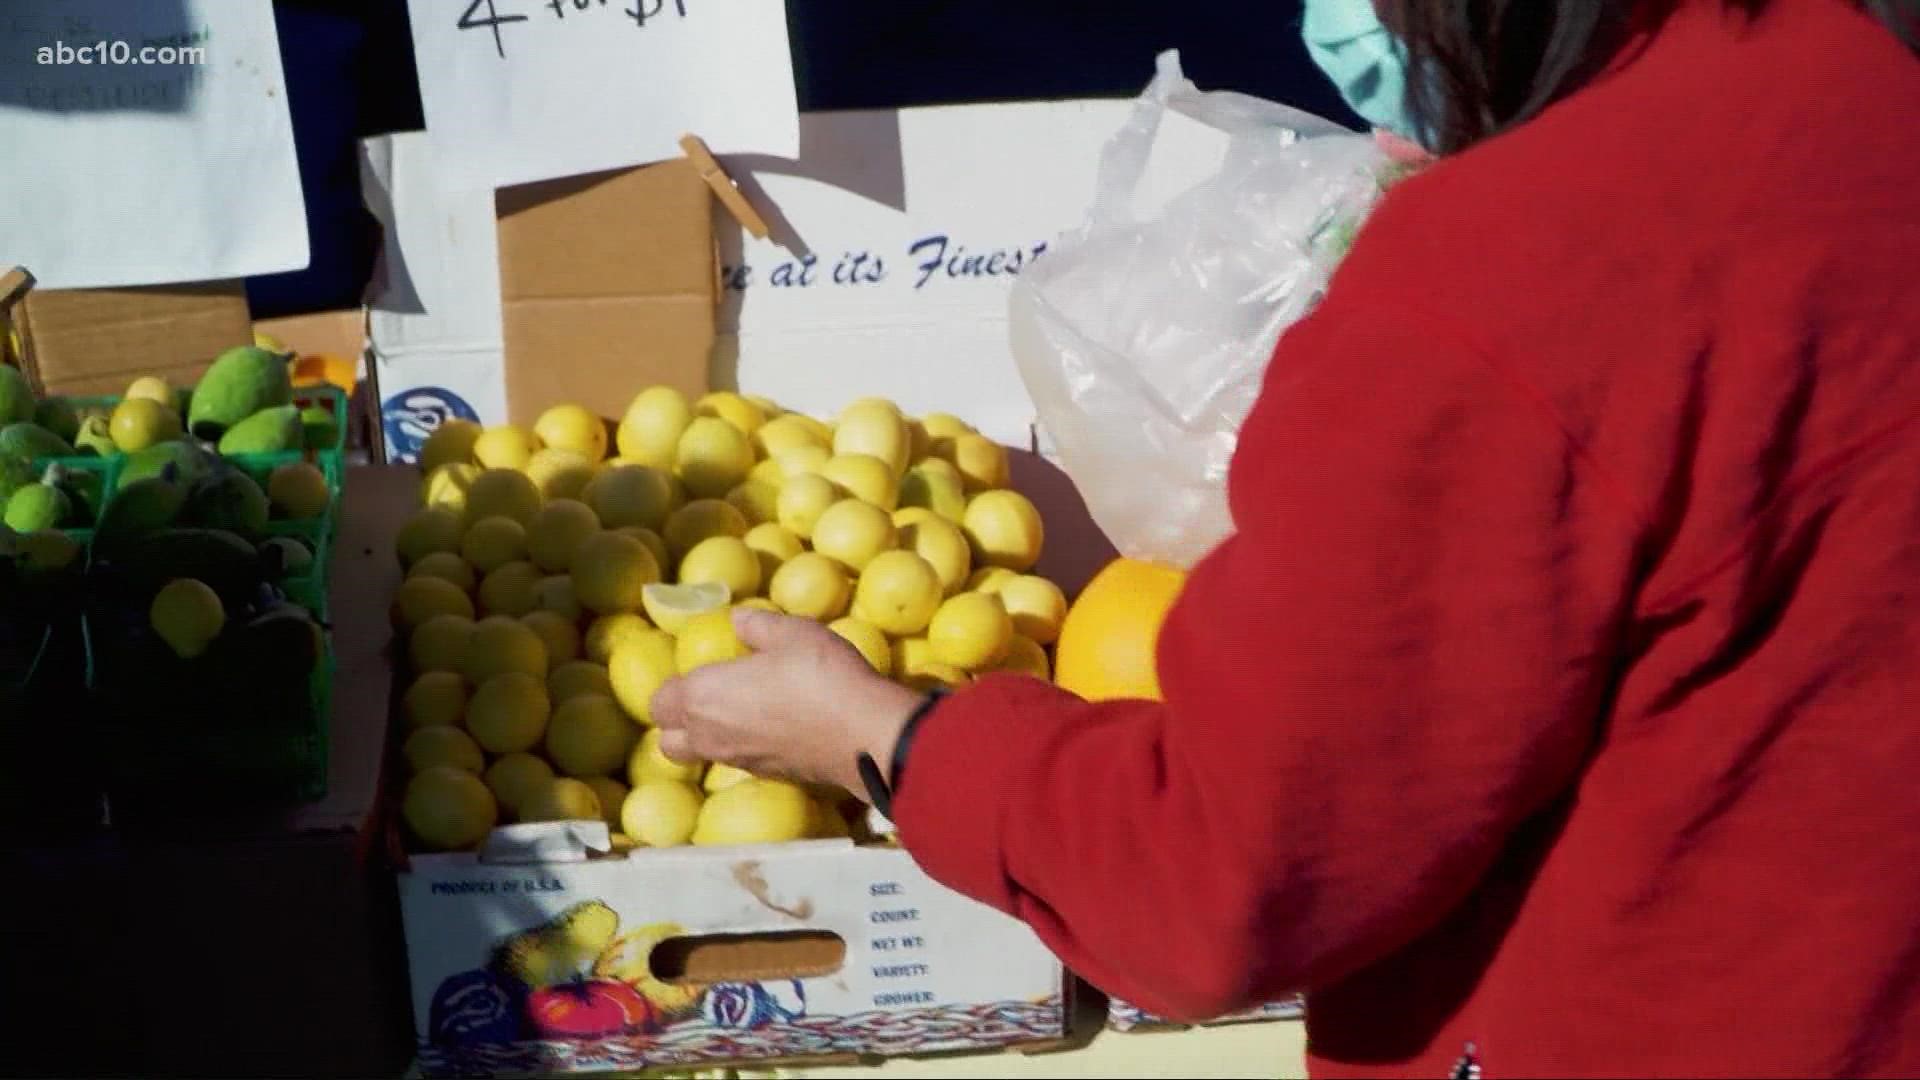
xmin=890 ymin=278 xmax=1646 ymax=1021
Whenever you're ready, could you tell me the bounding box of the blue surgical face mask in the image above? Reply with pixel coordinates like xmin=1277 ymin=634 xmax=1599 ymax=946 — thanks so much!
xmin=1301 ymin=0 xmax=1423 ymax=145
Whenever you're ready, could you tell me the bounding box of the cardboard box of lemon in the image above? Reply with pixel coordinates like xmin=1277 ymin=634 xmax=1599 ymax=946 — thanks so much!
xmin=388 ymin=387 xmax=1149 ymax=1074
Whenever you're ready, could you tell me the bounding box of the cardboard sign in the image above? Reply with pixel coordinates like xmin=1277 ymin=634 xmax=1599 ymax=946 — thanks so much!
xmin=0 ymin=1 xmax=306 ymax=289
xmin=404 ymin=0 xmax=799 ymax=189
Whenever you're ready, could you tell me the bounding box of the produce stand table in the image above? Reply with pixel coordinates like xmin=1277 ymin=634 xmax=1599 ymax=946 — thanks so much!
xmin=0 ymin=466 xmax=419 ymax=1078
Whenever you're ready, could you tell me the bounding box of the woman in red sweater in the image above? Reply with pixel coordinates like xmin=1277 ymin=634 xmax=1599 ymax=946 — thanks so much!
xmin=652 ymin=1 xmax=1920 ymax=1075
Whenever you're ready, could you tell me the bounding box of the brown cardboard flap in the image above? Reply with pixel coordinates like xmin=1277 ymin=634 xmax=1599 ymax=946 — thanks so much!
xmin=497 ymin=160 xmax=716 ymax=425
xmin=21 ymin=280 xmax=252 ymax=396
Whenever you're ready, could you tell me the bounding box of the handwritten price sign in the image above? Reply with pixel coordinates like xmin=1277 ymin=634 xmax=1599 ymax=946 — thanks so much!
xmin=409 ymin=0 xmax=797 ymax=188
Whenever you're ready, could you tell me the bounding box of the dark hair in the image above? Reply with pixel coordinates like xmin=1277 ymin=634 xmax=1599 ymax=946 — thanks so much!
xmin=1374 ymin=0 xmax=1920 ymax=155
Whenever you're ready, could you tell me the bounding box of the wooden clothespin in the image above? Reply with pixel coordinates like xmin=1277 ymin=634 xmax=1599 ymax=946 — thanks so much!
xmin=0 ymin=267 xmax=35 ymax=313
xmin=679 ymin=134 xmax=771 ymax=240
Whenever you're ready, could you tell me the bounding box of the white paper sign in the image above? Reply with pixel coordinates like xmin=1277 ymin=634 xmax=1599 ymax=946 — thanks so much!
xmin=0 ymin=1 xmax=307 ymax=289
xmin=405 ymin=0 xmax=799 ymax=189
xmin=718 ymin=102 xmax=1229 ymax=445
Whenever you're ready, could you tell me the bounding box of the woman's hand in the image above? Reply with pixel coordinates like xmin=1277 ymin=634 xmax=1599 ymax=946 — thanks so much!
xmin=649 ymin=607 xmax=925 ymax=795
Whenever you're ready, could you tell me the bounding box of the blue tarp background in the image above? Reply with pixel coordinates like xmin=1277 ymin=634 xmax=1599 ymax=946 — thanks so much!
xmin=248 ymin=1 xmax=1359 ymax=319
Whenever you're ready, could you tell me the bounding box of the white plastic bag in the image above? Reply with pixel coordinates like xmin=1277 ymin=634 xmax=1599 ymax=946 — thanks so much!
xmin=1010 ymin=52 xmax=1393 ymax=568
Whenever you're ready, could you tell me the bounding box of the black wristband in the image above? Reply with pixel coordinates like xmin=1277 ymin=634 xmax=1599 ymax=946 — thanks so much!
xmin=857 ymin=688 xmax=949 ymax=820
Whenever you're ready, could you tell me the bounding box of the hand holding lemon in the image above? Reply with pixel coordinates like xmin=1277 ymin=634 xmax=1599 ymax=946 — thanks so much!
xmin=650 ymin=607 xmax=923 ymax=795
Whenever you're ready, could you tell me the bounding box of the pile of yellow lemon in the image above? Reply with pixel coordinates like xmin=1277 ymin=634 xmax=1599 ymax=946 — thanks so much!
xmin=393 ymin=388 xmax=1066 ymax=854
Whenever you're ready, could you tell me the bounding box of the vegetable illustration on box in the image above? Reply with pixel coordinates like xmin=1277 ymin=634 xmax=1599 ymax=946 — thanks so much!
xmin=429 ymin=901 xmax=809 ymax=1049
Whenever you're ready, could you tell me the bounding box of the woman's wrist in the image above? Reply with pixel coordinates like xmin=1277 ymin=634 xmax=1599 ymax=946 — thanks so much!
xmin=838 ymin=677 xmax=923 ymax=796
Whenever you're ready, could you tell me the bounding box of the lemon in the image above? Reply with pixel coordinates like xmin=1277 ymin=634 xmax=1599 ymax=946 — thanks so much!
xmin=702 ymin=763 xmax=755 ymax=794
xmin=267 ymin=461 xmax=330 ymax=519
xmin=404 ymin=725 xmax=486 ymax=775
xmin=478 ymin=560 xmax=542 ymax=617
xmin=465 ymin=670 xmax=550 ymax=753
xmin=421 ymin=463 xmax=480 ymax=514
xmin=534 ymin=403 xmax=609 ymax=461
xmin=407 ymin=551 xmax=477 ymax=593
xmin=828 ymin=617 xmax=892 ymax=675
xmin=899 ymin=460 xmax=968 ymax=523
xmin=485 ymin=753 xmax=556 ymax=820
xmin=745 ymin=394 xmax=786 ymax=418
xmin=788 ymin=412 xmax=835 ymax=444
xmin=890 ymin=635 xmax=937 ymax=679
xmin=904 ymin=663 xmax=972 ymax=692
xmin=472 ymin=425 xmax=540 ymax=471
xmin=464 ymin=468 xmax=543 ymax=526
xmin=679 ymin=536 xmax=762 ymax=599
xmin=404 ymin=766 xmax=498 ymax=851
xmin=571 ymin=530 xmax=661 ymax=615
xmin=549 ymin=659 xmax=615 ymax=705
xmin=949 ymin=433 xmax=1011 ymax=492
xmin=522 ymin=778 xmax=603 ymax=823
xmin=821 ymin=453 xmax=901 ymax=511
xmin=586 ymin=464 xmax=674 ymax=530
xmin=391 ymin=574 xmax=475 ymax=630
xmin=521 ymin=609 xmax=581 ymax=670
xmin=900 ymin=517 xmax=971 ymax=595
xmin=774 ymin=473 xmax=838 ymax=540
xmin=812 ymin=499 xmax=897 ymax=573
xmin=853 ymin=551 xmax=942 ymax=636
xmin=753 ymin=414 xmax=828 ymax=458
xmin=725 ymin=479 xmax=781 ymax=526
xmin=404 ymin=670 xmax=470 ymax=730
xmin=967 ymin=566 xmax=1020 ymax=594
xmin=607 ymin=625 xmax=679 ymax=724
xmin=463 ymin=615 xmax=549 ymax=683
xmin=919 ymin=412 xmax=974 ymax=440
xmin=396 ymin=506 xmax=465 ymax=566
xmin=461 ymin=515 xmax=528 ymax=574
xmin=124 ymin=375 xmax=176 ymax=407
xmin=525 ymin=498 xmax=600 ymax=573
xmin=768 ymin=552 xmax=851 ymax=620
xmin=616 ymin=386 xmax=694 ymax=469
xmin=525 ymin=448 xmax=597 ymax=501
xmin=695 ymin=391 xmax=766 ymax=435
xmin=674 ymin=416 xmax=755 ymax=499
xmin=906 ymin=418 xmax=932 ymax=463
xmin=583 ymin=776 xmax=630 ymax=832
xmin=585 ymin=612 xmax=655 ymax=663
xmin=928 ymin=591 xmax=1013 ymax=671
xmin=547 ymin=695 xmax=638 ymax=777
xmin=692 ymin=778 xmax=814 ymax=846
xmin=662 ymin=498 xmax=749 ymax=562
xmin=743 ymin=522 xmax=804 ymax=581
xmin=110 ymin=397 xmax=182 ymax=452
xmin=811 ymin=796 xmax=853 ymax=839
xmin=617 ymin=526 xmax=672 ymax=574
xmin=891 ymin=506 xmax=939 ymax=529
xmin=999 ymin=575 xmax=1069 ymax=645
xmin=736 ymin=597 xmax=781 ymax=612
xmin=995 ymin=633 xmax=1052 ymax=680
xmin=148 ymin=578 xmax=225 ymax=659
xmin=676 ymin=609 xmax=750 ymax=672
xmin=962 ymin=490 xmax=1044 ymax=571
xmin=532 ymin=574 xmax=583 ymax=620
xmin=833 ymin=402 xmax=911 ymax=477
xmin=773 ymin=444 xmax=831 ymax=480
xmin=749 ymin=458 xmax=789 ymax=488
xmin=409 ymin=614 xmax=475 ymax=675
xmin=622 ymin=780 xmax=704 ymax=847
xmin=418 ymin=418 xmax=484 ymax=473
xmin=628 ymin=727 xmax=705 ymax=785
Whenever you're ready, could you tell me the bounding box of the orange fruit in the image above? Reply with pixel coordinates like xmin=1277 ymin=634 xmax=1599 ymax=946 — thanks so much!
xmin=1051 ymin=559 xmax=1186 ymax=702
